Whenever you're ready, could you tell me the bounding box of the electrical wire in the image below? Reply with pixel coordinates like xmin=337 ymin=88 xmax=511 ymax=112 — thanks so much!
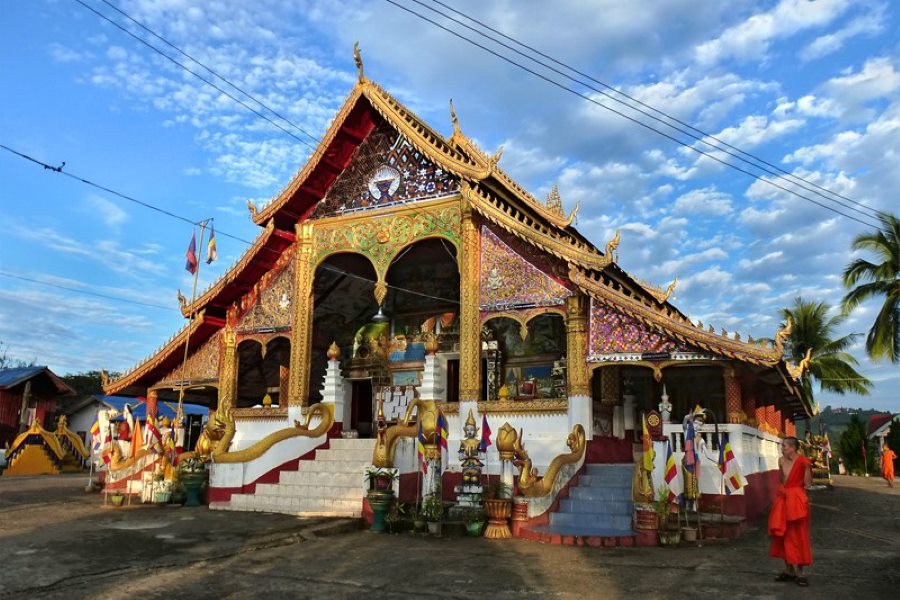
xmin=421 ymin=0 xmax=887 ymax=222
xmin=383 ymin=0 xmax=883 ymax=229
xmin=0 ymin=143 xmax=460 ymax=306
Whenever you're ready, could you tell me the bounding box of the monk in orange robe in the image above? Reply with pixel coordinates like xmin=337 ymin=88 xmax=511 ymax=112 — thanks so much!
xmin=769 ymin=436 xmax=813 ymax=586
xmin=882 ymin=443 xmax=896 ymax=488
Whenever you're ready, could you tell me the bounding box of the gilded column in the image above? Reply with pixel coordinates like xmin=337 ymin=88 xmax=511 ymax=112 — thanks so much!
xmin=458 ymin=192 xmax=481 ymax=402
xmin=723 ymin=366 xmax=744 ymax=424
xmin=565 ymin=294 xmax=590 ymax=397
xmin=217 ymin=327 xmax=237 ymax=417
xmin=289 ymin=222 xmax=315 ymax=409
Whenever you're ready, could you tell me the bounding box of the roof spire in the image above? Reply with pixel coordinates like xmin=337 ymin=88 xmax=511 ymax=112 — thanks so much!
xmin=449 ymin=98 xmax=461 ymax=138
xmin=353 ymin=42 xmax=365 ymax=82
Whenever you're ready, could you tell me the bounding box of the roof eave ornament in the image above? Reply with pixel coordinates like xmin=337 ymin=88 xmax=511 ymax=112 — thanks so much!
xmin=353 ymin=41 xmax=365 ymax=83
xmin=773 ymin=317 xmax=793 ymax=357
xmin=449 ymin=98 xmax=462 ymax=141
xmin=605 ymin=230 xmax=621 ymax=264
xmin=247 ymin=199 xmax=259 ymax=220
xmin=786 ymin=347 xmax=813 ymax=380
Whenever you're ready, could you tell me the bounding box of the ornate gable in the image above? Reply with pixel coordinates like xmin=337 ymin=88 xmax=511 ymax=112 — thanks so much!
xmin=235 ymin=249 xmax=295 ymax=333
xmin=588 ymin=299 xmax=694 ymax=359
xmin=310 ymin=119 xmax=460 ymax=219
xmin=156 ymin=330 xmax=222 ymax=386
xmin=480 ymin=225 xmax=571 ymax=311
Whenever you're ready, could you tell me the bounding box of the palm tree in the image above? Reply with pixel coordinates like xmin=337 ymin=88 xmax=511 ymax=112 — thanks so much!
xmin=842 ymin=213 xmax=900 ymax=363
xmin=779 ymin=297 xmax=871 ymax=400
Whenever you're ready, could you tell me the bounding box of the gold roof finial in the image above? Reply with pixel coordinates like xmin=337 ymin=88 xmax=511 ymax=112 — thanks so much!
xmin=546 ymin=185 xmax=563 ymax=215
xmin=247 ymin=199 xmax=259 ymax=219
xmin=465 ymin=408 xmax=476 ymax=427
xmin=353 ymin=41 xmax=365 ymax=82
xmin=604 ymin=230 xmax=621 ymax=264
xmin=449 ymin=99 xmax=461 ymax=138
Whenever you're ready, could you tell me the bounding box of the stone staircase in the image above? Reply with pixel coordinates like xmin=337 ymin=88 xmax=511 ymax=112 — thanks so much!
xmin=222 ymin=438 xmax=375 ymax=517
xmin=523 ymin=463 xmax=636 ymax=545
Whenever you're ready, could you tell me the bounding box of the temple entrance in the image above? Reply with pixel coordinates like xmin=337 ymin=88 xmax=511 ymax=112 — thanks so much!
xmin=236 ymin=336 xmax=291 ymax=407
xmin=482 ymin=313 xmax=566 ymax=401
xmin=350 ymin=379 xmax=374 ymax=438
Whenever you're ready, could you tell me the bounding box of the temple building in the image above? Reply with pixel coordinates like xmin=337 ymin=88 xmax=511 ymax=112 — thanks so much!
xmin=104 ymin=51 xmax=811 ymax=541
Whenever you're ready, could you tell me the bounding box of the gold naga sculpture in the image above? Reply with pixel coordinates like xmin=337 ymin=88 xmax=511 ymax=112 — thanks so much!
xmin=786 ymin=347 xmax=813 ymax=380
xmin=512 ymin=424 xmax=586 ymax=497
xmin=371 ymin=398 xmax=438 ymax=468
xmin=54 ymin=415 xmax=90 ymax=460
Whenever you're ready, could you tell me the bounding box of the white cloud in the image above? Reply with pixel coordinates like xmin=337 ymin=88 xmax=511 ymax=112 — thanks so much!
xmin=694 ymin=0 xmax=851 ymax=66
xmin=85 ymin=195 xmax=129 ymax=228
xmin=673 ymin=186 xmax=734 ymax=216
xmin=48 ymin=43 xmax=87 ymax=63
xmin=800 ymin=4 xmax=885 ymax=62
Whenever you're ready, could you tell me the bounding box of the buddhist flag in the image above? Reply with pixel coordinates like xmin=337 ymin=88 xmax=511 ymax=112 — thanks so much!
xmin=129 ymin=416 xmax=144 ymax=460
xmin=479 ymin=414 xmax=492 ymax=453
xmin=416 ymin=420 xmax=427 ymax=475
xmin=185 ymin=230 xmax=198 ymax=274
xmin=664 ymin=439 xmax=683 ymax=502
xmin=90 ymin=420 xmax=101 ymax=451
xmin=718 ymin=432 xmax=745 ymax=494
xmin=822 ymin=433 xmax=832 ymax=459
xmin=641 ymin=413 xmax=655 ymax=472
xmin=683 ymin=419 xmax=698 ymax=476
xmin=206 ymin=223 xmax=218 ymax=264
xmin=436 ymin=410 xmax=449 ymax=451
xmin=145 ymin=414 xmax=163 ymax=454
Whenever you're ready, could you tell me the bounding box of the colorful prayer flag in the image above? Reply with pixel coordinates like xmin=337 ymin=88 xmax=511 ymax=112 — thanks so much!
xmin=479 ymin=414 xmax=492 ymax=453
xmin=718 ymin=432 xmax=745 ymax=495
xmin=683 ymin=419 xmax=698 ymax=475
xmin=664 ymin=439 xmax=683 ymax=502
xmin=416 ymin=420 xmax=427 ymax=475
xmin=90 ymin=420 xmax=101 ymax=451
xmin=206 ymin=223 xmax=218 ymax=264
xmin=185 ymin=230 xmax=198 ymax=274
xmin=436 ymin=410 xmax=449 ymax=451
xmin=129 ymin=415 xmax=144 ymax=460
xmin=822 ymin=433 xmax=832 ymax=458
xmin=145 ymin=414 xmax=163 ymax=454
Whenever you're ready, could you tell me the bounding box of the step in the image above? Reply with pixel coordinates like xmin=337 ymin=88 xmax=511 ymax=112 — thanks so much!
xmin=569 ymin=486 xmax=632 ymax=502
xmin=299 ymin=460 xmax=371 ymax=473
xmin=549 ymin=512 xmax=633 ymax=529
xmin=327 ymin=438 xmax=377 ymax=450
xmin=577 ymin=474 xmax=633 ymax=487
xmin=229 ymin=494 xmax=361 ymax=516
xmin=528 ymin=524 xmax=636 ymax=538
xmin=584 ymin=464 xmax=633 ymax=475
xmin=279 ymin=471 xmax=362 ymax=488
xmin=315 ymin=448 xmax=373 ymax=462
xmin=559 ymin=498 xmax=633 ymax=515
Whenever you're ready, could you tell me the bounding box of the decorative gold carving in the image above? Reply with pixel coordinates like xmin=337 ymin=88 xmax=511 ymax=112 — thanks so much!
xmin=247 ymin=199 xmax=259 ymax=220
xmin=496 ymin=422 xmax=517 ymax=461
xmin=459 ymin=198 xmax=482 ymax=402
xmin=481 ymin=308 xmax=567 ymax=338
xmin=232 ymin=407 xmax=288 ymax=420
xmin=449 ymin=99 xmax=461 ymax=137
xmin=565 ymin=294 xmax=590 ymax=396
xmin=312 ymin=200 xmax=461 ymax=284
xmin=214 ymin=403 xmax=334 ymax=464
xmin=439 ymin=398 xmax=568 ymax=415
xmin=374 ymin=279 xmax=388 ymax=307
xmin=158 ymin=330 xmax=221 ymax=386
xmin=540 ymin=185 xmax=579 ymax=228
xmin=236 ymin=247 xmax=295 ymax=331
xmin=288 ymin=222 xmax=315 ymax=408
xmin=463 ymin=182 xmax=616 ymax=272
xmin=372 ymin=398 xmax=437 ymax=467
xmin=636 ymin=276 xmax=678 ymax=304
xmin=774 ymin=318 xmax=792 ymax=357
xmin=327 ymin=341 xmax=341 ymax=360
xmin=353 ymin=41 xmax=364 ymax=82
xmin=54 ymin=416 xmax=90 ymax=460
xmin=177 ymin=289 xmax=187 ymax=310
xmin=786 ymin=348 xmax=813 ymax=380
xmin=423 ymin=334 xmax=439 ymax=356
xmin=513 ymin=424 xmax=586 ymax=497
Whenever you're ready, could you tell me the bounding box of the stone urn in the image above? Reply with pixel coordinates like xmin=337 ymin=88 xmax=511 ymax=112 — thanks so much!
xmin=483 ymin=498 xmax=512 ymax=539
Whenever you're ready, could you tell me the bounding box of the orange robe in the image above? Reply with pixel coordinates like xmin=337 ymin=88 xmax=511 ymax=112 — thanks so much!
xmin=768 ymin=455 xmax=812 ymax=566
xmin=882 ymin=449 xmax=896 ymax=482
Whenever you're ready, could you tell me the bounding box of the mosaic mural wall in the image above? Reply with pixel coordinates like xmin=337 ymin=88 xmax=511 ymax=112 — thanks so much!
xmin=480 ymin=226 xmax=571 ymax=311
xmin=310 ymin=119 xmax=459 ymax=218
xmin=588 ymin=299 xmax=693 ymax=359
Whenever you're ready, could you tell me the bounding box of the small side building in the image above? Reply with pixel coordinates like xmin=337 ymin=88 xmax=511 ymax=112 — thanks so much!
xmin=0 ymin=366 xmax=74 ymax=448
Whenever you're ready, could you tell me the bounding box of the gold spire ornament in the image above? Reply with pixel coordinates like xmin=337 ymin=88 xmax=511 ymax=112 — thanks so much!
xmin=327 ymin=341 xmax=341 ymax=360
xmin=465 ymin=408 xmax=477 ymax=427
xmin=353 ymin=41 xmax=365 ymax=82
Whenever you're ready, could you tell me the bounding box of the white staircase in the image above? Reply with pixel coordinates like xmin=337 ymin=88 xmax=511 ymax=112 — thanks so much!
xmin=221 ymin=438 xmax=375 ymax=517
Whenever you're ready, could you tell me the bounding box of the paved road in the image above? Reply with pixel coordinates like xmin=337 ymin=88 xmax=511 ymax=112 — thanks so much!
xmin=0 ymin=474 xmax=897 ymax=599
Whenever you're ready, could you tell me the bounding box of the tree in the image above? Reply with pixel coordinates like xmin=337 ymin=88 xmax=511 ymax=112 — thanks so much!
xmin=838 ymin=414 xmax=873 ymax=474
xmin=0 ymin=341 xmax=37 ymax=369
xmin=779 ymin=297 xmax=872 ymax=402
xmin=842 ymin=212 xmax=900 ymax=363
xmin=61 ymin=371 xmax=108 ymax=398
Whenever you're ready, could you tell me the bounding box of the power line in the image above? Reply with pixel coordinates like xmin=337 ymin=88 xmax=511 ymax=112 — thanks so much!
xmin=0 ymin=142 xmax=460 ymax=306
xmin=71 ymin=0 xmax=319 ymax=152
xmin=422 ymin=0 xmax=887 ymax=222
xmin=384 ymin=0 xmax=882 ymax=228
xmin=0 ymin=271 xmax=180 ymax=312
xmin=96 ymin=0 xmax=320 ymax=147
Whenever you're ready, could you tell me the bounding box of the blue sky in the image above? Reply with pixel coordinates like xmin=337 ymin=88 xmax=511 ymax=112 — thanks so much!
xmin=1 ymin=0 xmax=897 ymax=412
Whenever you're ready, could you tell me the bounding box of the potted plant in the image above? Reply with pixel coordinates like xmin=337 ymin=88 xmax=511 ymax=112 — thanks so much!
xmin=109 ymin=491 xmax=125 ymax=507
xmin=655 ymin=486 xmax=681 ymax=546
xmin=385 ymin=501 xmax=408 ymax=534
xmin=364 ymin=467 xmax=398 ymax=533
xmin=410 ymin=504 xmax=427 ymax=533
xmin=153 ymin=475 xmax=172 ymax=505
xmin=178 ymin=456 xmax=208 ymax=507
xmin=422 ymin=494 xmax=444 ymax=535
xmin=463 ymin=506 xmax=486 ymax=536
xmin=482 ymin=480 xmax=513 ymax=539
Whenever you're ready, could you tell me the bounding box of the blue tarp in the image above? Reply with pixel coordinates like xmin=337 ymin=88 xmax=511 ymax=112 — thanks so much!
xmin=94 ymin=395 xmax=207 ymax=422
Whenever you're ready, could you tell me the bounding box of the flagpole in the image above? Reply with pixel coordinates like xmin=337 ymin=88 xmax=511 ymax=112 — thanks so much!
xmin=177 ymin=220 xmax=209 ymax=421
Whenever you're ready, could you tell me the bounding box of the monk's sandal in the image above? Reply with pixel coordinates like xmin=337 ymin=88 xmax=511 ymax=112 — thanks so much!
xmin=775 ymin=572 xmax=796 ymax=582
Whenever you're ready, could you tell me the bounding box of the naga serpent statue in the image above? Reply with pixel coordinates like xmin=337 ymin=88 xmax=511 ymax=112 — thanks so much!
xmin=371 ymin=398 xmax=438 ymax=468
xmin=513 ymin=424 xmax=586 ymax=497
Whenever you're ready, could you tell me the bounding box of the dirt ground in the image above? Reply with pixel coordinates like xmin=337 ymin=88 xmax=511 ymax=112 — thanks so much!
xmin=0 ymin=473 xmax=897 ymax=599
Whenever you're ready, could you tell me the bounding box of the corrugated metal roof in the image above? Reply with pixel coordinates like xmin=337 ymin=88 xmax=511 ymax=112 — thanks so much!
xmin=0 ymin=366 xmax=48 ymax=389
xmin=93 ymin=395 xmax=208 ymax=421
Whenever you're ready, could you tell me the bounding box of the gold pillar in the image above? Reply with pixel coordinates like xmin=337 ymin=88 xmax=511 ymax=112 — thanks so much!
xmin=146 ymin=389 xmax=159 ymax=421
xmin=723 ymin=367 xmax=744 ymax=424
xmin=217 ymin=327 xmax=237 ymax=416
xmin=288 ymin=222 xmax=315 ymax=409
xmin=458 ymin=195 xmax=481 ymax=402
xmin=565 ymin=294 xmax=590 ymax=397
